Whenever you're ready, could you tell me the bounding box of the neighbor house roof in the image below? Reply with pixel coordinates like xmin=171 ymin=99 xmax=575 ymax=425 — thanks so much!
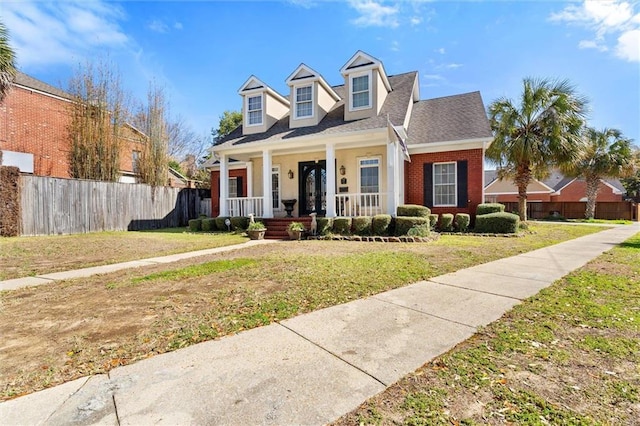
xmin=13 ymin=72 xmax=72 ymax=100
xmin=407 ymin=91 xmax=493 ymax=144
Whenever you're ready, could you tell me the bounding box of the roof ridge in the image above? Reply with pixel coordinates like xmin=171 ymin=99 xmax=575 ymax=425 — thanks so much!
xmin=417 ymin=91 xmax=481 ymax=103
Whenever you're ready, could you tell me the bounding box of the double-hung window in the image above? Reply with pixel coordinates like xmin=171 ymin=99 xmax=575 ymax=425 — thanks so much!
xmin=228 ymin=177 xmax=238 ymax=198
xmin=433 ymin=162 xmax=457 ymax=206
xmin=350 ymin=72 xmax=371 ymax=110
xmin=247 ymin=95 xmax=262 ymax=125
xmin=359 ymin=157 xmax=380 ymax=207
xmin=295 ymin=85 xmax=313 ymax=119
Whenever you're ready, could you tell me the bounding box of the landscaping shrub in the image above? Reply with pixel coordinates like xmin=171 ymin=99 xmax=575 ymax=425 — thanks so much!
xmin=428 ymin=214 xmax=438 ymax=230
xmin=439 ymin=213 xmax=454 ymax=231
xmin=333 ymin=217 xmax=352 ymax=235
xmin=475 ymin=212 xmax=520 ymax=234
xmin=397 ymin=204 xmax=431 ymax=217
xmin=352 ymin=216 xmax=372 ymax=236
xmin=476 ymin=203 xmax=505 ymax=215
xmin=394 ymin=217 xmax=429 ymax=236
xmin=316 ymin=217 xmax=333 ymax=235
xmin=230 ymin=216 xmax=249 ymax=231
xmin=372 ymin=214 xmax=392 ymax=236
xmin=215 ymin=216 xmax=231 ymax=231
xmin=454 ymin=213 xmax=470 ymax=232
xmin=407 ymin=223 xmax=430 ymax=237
xmin=201 ymin=218 xmax=217 ymax=232
xmin=188 ymin=219 xmax=202 ymax=232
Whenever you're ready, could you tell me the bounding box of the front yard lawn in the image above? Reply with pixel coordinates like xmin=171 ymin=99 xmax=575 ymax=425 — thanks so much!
xmin=334 ymin=232 xmax=640 ymax=425
xmin=0 ymin=229 xmax=248 ymax=280
xmin=0 ymin=223 xmax=604 ymax=400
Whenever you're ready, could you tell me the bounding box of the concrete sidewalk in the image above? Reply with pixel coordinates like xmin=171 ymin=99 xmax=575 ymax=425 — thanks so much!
xmin=0 ymin=239 xmax=277 ymax=291
xmin=1 ymin=224 xmax=638 ymax=425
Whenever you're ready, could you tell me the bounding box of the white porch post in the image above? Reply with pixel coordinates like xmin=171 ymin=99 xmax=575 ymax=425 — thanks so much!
xmin=262 ymin=149 xmax=273 ymax=218
xmin=325 ymin=144 xmax=336 ymax=217
xmin=219 ymin=153 xmax=229 ymax=217
xmin=246 ymin=161 xmax=253 ymax=197
xmin=387 ymin=142 xmax=399 ymax=216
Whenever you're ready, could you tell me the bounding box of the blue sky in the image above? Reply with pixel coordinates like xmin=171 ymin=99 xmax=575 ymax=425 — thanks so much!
xmin=3 ymin=0 xmax=639 ymax=152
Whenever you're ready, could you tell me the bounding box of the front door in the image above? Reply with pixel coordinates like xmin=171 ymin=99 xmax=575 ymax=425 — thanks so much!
xmin=299 ymin=161 xmax=326 ymax=216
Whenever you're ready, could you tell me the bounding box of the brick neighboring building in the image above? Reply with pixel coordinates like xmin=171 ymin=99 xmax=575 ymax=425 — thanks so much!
xmin=0 ymin=72 xmax=145 ymax=181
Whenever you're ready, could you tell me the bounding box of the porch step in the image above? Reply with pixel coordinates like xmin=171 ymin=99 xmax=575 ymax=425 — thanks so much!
xmin=263 ymin=217 xmax=312 ymax=240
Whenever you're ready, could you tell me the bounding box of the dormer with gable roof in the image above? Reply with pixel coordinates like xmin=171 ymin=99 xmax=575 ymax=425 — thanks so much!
xmin=340 ymin=50 xmax=392 ymax=122
xmin=238 ymin=76 xmax=290 ymax=135
xmin=285 ymin=64 xmax=340 ymax=129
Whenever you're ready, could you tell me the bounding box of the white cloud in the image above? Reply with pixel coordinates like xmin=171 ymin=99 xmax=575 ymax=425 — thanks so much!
xmin=616 ymin=29 xmax=640 ymax=61
xmin=2 ymin=1 xmax=129 ymax=68
xmin=442 ymin=63 xmax=462 ymax=69
xmin=148 ymin=19 xmax=169 ymax=33
xmin=550 ymin=0 xmax=640 ymax=62
xmin=174 ymin=22 xmax=183 ymax=30
xmin=348 ymin=0 xmax=399 ymax=28
xmin=390 ymin=40 xmax=400 ymax=51
xmin=423 ymin=74 xmax=444 ymax=80
xmin=410 ymin=16 xmax=422 ymax=26
xmin=435 ymin=47 xmax=445 ymax=54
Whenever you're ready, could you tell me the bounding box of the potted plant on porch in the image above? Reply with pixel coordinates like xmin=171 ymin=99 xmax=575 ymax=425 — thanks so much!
xmin=287 ymin=221 xmax=305 ymax=240
xmin=247 ymin=221 xmax=267 ymax=240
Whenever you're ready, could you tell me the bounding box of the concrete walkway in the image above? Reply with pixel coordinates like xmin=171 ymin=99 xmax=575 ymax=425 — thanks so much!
xmin=1 ymin=224 xmax=638 ymax=425
xmin=0 ymin=239 xmax=277 ymax=291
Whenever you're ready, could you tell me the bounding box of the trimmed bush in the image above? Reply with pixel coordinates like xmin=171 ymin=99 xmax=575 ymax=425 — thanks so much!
xmin=407 ymin=224 xmax=430 ymax=237
xmin=454 ymin=213 xmax=470 ymax=232
xmin=428 ymin=214 xmax=439 ymax=230
xmin=395 ymin=217 xmax=429 ymax=236
xmin=316 ymin=217 xmax=333 ymax=235
xmin=476 ymin=203 xmax=505 ymax=215
xmin=372 ymin=214 xmax=392 ymax=236
xmin=201 ymin=218 xmax=217 ymax=232
xmin=188 ymin=219 xmax=202 ymax=232
xmin=215 ymin=216 xmax=231 ymax=231
xmin=439 ymin=213 xmax=454 ymax=231
xmin=352 ymin=216 xmax=372 ymax=236
xmin=397 ymin=204 xmax=431 ymax=217
xmin=230 ymin=216 xmax=249 ymax=231
xmin=333 ymin=217 xmax=352 ymax=235
xmin=475 ymin=212 xmax=520 ymax=234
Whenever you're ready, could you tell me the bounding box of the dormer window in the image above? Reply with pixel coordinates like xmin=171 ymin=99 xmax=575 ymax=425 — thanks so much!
xmin=294 ymin=85 xmax=313 ymax=119
xmin=350 ymin=71 xmax=371 ymax=111
xmin=247 ymin=95 xmax=263 ymax=126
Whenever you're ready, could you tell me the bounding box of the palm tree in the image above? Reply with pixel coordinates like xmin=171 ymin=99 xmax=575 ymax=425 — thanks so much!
xmin=487 ymin=78 xmax=588 ymax=221
xmin=0 ymin=21 xmax=17 ymax=103
xmin=563 ymin=127 xmax=633 ymax=219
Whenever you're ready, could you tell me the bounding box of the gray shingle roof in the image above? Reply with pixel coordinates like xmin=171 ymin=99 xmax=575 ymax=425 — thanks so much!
xmin=407 ymin=91 xmax=492 ymax=144
xmin=215 ymin=72 xmax=418 ymax=149
xmin=13 ymin=72 xmax=72 ymax=100
xmin=485 ymin=170 xmax=498 ymax=185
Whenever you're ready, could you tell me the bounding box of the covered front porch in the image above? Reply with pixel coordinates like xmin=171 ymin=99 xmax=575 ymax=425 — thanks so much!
xmin=212 ymin=131 xmax=406 ymax=218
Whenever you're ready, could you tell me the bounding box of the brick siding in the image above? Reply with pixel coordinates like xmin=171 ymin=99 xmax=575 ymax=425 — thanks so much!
xmin=551 ymin=180 xmax=622 ymax=202
xmin=210 ymin=169 xmax=248 ymax=217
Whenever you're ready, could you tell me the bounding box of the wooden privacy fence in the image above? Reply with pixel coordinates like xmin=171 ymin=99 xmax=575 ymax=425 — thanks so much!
xmin=502 ymin=201 xmax=639 ymax=221
xmin=19 ymin=175 xmax=206 ymax=236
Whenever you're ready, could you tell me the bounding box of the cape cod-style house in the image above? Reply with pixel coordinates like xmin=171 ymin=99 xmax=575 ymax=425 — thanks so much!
xmin=208 ymin=51 xmax=493 ymax=219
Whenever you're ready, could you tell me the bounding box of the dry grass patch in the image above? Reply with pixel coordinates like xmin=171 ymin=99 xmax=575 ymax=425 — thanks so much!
xmin=0 ymin=223 xmax=604 ymax=400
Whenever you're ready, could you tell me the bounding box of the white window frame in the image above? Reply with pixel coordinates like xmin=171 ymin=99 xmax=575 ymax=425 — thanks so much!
xmin=433 ymin=162 xmax=457 ymax=207
xmin=293 ymin=85 xmax=314 ymax=120
xmin=358 ymin=156 xmax=381 ymax=206
xmin=271 ymin=165 xmax=282 ymax=211
xmin=349 ymin=70 xmax=372 ymax=112
xmin=246 ymin=94 xmax=263 ymax=126
xmin=228 ymin=177 xmax=238 ymax=198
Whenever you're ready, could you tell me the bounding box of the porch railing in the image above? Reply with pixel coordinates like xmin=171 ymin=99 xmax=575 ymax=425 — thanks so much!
xmin=335 ymin=192 xmax=389 ymax=217
xmin=227 ymin=197 xmax=264 ymax=217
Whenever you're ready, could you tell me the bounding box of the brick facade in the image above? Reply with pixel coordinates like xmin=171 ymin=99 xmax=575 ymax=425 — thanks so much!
xmin=494 ymin=193 xmax=552 ymax=203
xmin=551 ymin=180 xmax=622 ymax=202
xmin=210 ymin=169 xmax=249 ymax=217
xmin=1 ymin=84 xmax=143 ymax=179
xmin=405 ymin=148 xmax=484 ymax=216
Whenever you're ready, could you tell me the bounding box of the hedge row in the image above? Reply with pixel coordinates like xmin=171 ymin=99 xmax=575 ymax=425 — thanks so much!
xmin=188 ymin=216 xmax=253 ymax=232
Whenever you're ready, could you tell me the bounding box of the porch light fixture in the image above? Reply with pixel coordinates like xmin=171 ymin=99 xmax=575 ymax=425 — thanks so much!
xmin=288 ymin=169 xmax=294 ymax=179
xmin=340 ymin=165 xmax=346 ymax=176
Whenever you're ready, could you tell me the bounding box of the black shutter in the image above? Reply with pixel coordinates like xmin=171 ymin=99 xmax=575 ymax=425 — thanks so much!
xmin=457 ymin=160 xmax=468 ymax=208
xmin=236 ymin=176 xmax=244 ymax=197
xmin=423 ymin=163 xmax=433 ymax=208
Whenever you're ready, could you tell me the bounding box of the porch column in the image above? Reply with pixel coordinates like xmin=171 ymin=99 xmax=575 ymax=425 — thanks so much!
xmin=387 ymin=142 xmax=399 ymax=216
xmin=219 ymin=153 xmax=229 ymax=217
xmin=246 ymin=161 xmax=253 ymax=197
xmin=262 ymin=149 xmax=273 ymax=218
xmin=325 ymin=144 xmax=336 ymax=217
